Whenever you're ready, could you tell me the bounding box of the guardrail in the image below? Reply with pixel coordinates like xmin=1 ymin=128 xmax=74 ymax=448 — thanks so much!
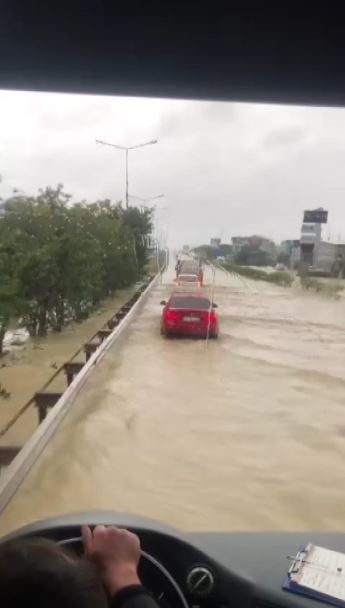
xmin=0 ymin=271 xmax=163 ymax=514
xmin=0 ymin=285 xmax=148 ymax=441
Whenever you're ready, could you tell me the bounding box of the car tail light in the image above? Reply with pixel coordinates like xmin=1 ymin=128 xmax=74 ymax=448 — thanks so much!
xmin=165 ymin=310 xmax=180 ymax=321
xmin=208 ymin=311 xmax=217 ymax=322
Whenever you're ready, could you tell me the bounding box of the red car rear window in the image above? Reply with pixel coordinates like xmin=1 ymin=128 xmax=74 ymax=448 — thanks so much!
xmin=169 ymin=296 xmax=210 ymax=310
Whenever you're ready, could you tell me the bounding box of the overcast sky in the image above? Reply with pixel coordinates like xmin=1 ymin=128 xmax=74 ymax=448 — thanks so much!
xmin=1 ymin=90 xmax=345 ymax=247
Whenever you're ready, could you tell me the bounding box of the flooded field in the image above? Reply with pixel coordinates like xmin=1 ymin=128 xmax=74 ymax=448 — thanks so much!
xmin=1 ymin=265 xmax=345 ymax=534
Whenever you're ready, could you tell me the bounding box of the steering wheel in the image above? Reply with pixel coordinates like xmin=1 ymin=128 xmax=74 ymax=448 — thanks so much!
xmin=58 ymin=535 xmax=189 ymax=608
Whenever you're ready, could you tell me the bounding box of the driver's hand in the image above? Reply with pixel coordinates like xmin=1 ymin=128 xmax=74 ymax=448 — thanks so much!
xmin=82 ymin=525 xmax=141 ymax=595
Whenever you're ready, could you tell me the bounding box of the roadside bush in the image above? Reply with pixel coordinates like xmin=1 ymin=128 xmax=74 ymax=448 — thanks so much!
xmin=300 ymin=276 xmax=344 ymax=296
xmin=265 ymin=271 xmax=293 ymax=287
xmin=222 ymin=263 xmax=292 ymax=286
xmin=0 ymin=383 xmax=10 ymax=400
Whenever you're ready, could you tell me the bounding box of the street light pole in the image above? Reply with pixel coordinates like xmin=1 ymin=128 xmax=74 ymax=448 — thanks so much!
xmin=125 ymin=148 xmax=129 ymax=209
xmin=96 ymin=138 xmax=158 ymax=209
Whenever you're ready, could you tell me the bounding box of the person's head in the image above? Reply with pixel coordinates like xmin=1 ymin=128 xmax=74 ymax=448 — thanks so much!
xmin=0 ymin=537 xmax=108 ymax=608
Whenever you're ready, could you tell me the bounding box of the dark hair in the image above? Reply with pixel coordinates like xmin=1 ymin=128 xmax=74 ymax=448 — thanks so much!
xmin=0 ymin=537 xmax=108 ymax=608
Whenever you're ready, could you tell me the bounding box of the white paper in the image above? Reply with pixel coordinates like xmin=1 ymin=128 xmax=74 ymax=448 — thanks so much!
xmin=293 ymin=545 xmax=345 ymax=602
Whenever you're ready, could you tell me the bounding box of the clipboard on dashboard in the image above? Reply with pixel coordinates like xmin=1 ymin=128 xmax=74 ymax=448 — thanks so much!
xmin=283 ymin=543 xmax=345 ymax=608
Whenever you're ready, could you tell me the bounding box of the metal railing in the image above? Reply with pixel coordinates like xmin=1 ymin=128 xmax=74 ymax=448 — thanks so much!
xmin=0 ymin=271 xmax=163 ymax=515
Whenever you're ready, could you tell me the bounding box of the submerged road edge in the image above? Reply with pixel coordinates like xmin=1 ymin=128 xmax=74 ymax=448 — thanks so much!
xmin=0 ymin=273 xmax=162 ymax=516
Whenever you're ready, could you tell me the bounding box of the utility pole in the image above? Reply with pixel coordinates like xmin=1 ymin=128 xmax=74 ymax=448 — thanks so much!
xmin=125 ymin=149 xmax=129 ymax=209
xmin=96 ymin=139 xmax=158 ymax=209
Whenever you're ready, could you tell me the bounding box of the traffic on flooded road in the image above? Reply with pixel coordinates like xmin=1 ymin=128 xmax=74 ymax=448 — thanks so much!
xmin=4 ymin=18 xmax=345 ymax=608
xmin=2 ymin=93 xmax=345 ymax=608
xmin=1 ymin=260 xmax=345 ymax=535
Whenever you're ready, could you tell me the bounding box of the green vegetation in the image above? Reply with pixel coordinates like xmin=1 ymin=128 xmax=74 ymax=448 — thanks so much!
xmin=0 ymin=185 xmax=153 ymax=354
xmin=0 ymin=383 xmax=10 ymax=400
xmin=222 ymin=262 xmax=293 ymax=287
xmin=234 ymin=245 xmax=276 ymax=267
xmin=300 ymin=276 xmax=344 ymax=296
xmin=192 ymin=244 xmax=233 ymax=260
xmin=192 ymin=238 xmax=277 ymax=266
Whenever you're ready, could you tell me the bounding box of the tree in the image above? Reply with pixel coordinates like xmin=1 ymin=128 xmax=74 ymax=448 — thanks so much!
xmin=0 ymin=186 xmax=152 ymax=341
xmin=0 ymin=276 xmax=19 ymax=355
xmin=0 ymin=239 xmax=22 ymax=355
xmin=235 ymin=246 xmax=275 ymax=267
xmin=19 ymin=245 xmax=59 ymax=336
xmin=117 ymin=204 xmax=153 ymax=272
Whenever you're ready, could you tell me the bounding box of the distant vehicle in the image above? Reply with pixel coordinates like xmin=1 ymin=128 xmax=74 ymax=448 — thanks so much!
xmin=216 ymin=256 xmax=226 ymax=262
xmin=179 ymin=260 xmax=199 ymax=272
xmin=275 ymin=263 xmax=286 ymax=271
xmin=160 ymin=293 xmax=219 ymax=338
xmin=175 ymin=259 xmax=182 ymax=277
xmin=175 ymin=273 xmax=201 ymax=288
xmin=178 ymin=260 xmax=204 ymax=285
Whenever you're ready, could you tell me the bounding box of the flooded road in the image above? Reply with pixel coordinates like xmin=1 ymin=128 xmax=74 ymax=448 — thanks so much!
xmin=1 ymin=264 xmax=345 ymax=534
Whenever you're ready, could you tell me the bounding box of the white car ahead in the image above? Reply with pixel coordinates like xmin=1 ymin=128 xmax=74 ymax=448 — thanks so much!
xmin=175 ymin=273 xmax=201 ymax=288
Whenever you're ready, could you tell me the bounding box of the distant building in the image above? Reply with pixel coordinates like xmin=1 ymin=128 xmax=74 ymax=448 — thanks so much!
xmin=280 ymin=239 xmax=300 ymax=254
xmin=231 ymin=236 xmax=250 ymax=254
xmin=210 ymin=238 xmax=221 ymax=247
xmin=280 ymin=239 xmax=300 ymax=269
xmin=299 ymin=209 xmax=345 ymax=276
xmin=255 ymin=237 xmax=276 ymax=258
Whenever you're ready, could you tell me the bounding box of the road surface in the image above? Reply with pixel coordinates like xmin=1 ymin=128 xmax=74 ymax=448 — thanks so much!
xmin=1 ymin=264 xmax=345 ymax=534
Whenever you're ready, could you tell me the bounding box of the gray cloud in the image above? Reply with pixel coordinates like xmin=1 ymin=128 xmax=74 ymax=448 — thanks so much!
xmin=1 ymin=91 xmax=345 ymax=246
xmin=263 ymin=126 xmax=306 ymax=148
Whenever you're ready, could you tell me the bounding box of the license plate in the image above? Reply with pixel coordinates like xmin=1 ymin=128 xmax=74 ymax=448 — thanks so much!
xmin=183 ymin=316 xmax=199 ymax=322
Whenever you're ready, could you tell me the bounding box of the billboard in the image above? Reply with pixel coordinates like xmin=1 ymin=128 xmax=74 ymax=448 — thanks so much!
xmin=303 ymin=209 xmax=328 ymax=224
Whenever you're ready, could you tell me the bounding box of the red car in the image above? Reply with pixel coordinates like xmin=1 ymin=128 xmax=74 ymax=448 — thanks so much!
xmin=160 ymin=293 xmax=219 ymax=338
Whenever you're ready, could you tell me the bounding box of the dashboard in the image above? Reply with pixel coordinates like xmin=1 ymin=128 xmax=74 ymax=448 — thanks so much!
xmin=1 ymin=511 xmax=345 ymax=608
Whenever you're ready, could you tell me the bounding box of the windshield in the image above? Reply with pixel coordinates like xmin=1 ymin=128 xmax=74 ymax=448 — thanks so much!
xmin=169 ymin=296 xmax=210 ymax=309
xmin=0 ymin=91 xmax=344 ymax=535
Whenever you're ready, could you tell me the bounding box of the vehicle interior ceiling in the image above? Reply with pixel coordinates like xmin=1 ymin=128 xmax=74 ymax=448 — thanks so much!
xmin=1 ymin=3 xmax=345 ymax=106
xmin=1 ymin=4 xmax=345 ymax=608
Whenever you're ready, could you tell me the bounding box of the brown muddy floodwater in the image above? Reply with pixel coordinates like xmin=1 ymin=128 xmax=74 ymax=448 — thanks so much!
xmin=0 ymin=289 xmax=133 ymax=446
xmin=1 ymin=265 xmax=345 ymax=535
